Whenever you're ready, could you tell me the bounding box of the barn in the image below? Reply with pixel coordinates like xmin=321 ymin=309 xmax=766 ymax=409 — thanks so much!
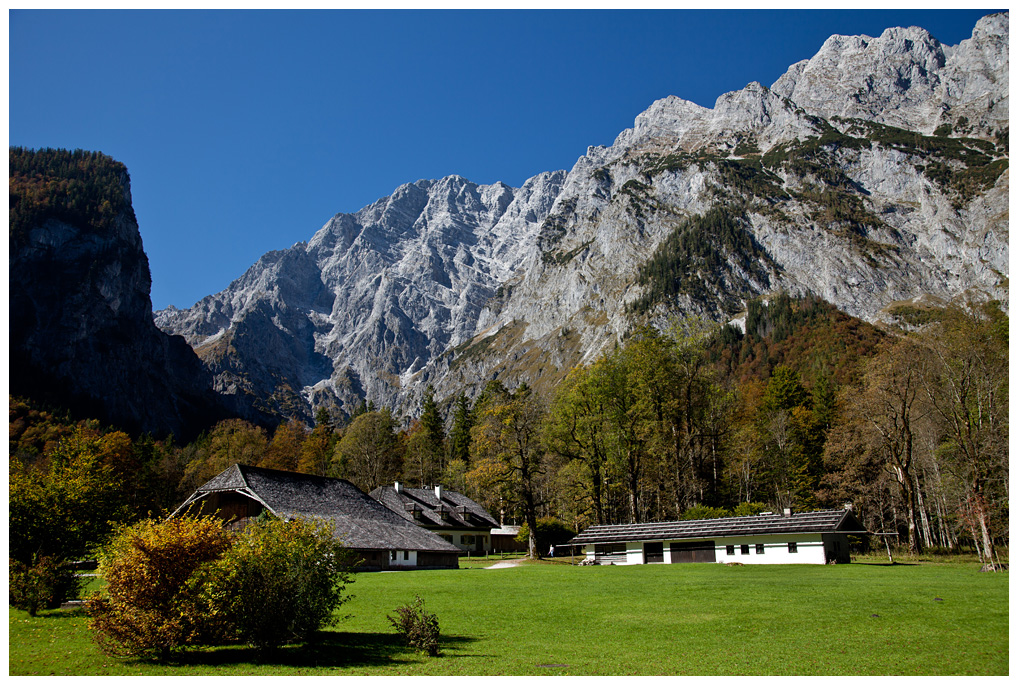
xmin=370 ymin=483 xmax=500 ymax=554
xmin=172 ymin=464 xmax=462 ymax=570
xmin=569 ymin=508 xmax=868 ymax=565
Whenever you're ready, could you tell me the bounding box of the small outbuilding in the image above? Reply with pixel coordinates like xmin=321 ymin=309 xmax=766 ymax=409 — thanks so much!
xmin=172 ymin=464 xmax=461 ymax=570
xmin=370 ymin=483 xmax=499 ymax=554
xmin=490 ymin=524 xmax=528 ymax=554
xmin=569 ymin=508 xmax=868 ymax=565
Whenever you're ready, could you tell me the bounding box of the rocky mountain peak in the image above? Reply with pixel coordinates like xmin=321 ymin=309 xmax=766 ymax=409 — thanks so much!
xmin=155 ymin=13 xmax=1008 ymax=425
xmin=771 ymin=12 xmax=1007 ymax=136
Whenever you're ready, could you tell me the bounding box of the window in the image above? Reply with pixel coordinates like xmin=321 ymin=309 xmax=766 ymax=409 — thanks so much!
xmin=740 ymin=544 xmax=750 ymax=555
xmin=390 ymin=550 xmax=397 ymax=561
xmin=462 ymin=535 xmax=476 ymax=545
xmin=756 ymin=543 xmax=765 ymax=555
xmin=726 ymin=545 xmax=735 ymax=555
xmin=440 ymin=534 xmax=453 ymax=543
xmin=404 ymin=550 xmax=409 ymax=561
xmin=594 ymin=543 xmax=626 ymax=562
xmin=788 ymin=542 xmax=798 ymax=553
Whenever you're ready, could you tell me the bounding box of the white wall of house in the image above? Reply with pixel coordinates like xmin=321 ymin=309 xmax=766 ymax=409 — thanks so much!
xmin=584 ymin=533 xmax=836 ymax=565
xmin=712 ymin=534 xmax=827 ymax=565
xmin=389 ymin=549 xmax=418 ymax=567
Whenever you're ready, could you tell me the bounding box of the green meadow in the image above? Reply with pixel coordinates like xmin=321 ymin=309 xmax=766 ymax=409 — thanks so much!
xmin=9 ymin=559 xmax=1007 ymax=676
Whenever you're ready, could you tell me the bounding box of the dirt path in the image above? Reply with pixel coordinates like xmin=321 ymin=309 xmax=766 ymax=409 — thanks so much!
xmin=484 ymin=558 xmax=526 ymax=569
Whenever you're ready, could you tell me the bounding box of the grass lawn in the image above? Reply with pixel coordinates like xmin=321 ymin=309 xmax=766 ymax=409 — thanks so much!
xmin=9 ymin=560 xmax=1007 ymax=676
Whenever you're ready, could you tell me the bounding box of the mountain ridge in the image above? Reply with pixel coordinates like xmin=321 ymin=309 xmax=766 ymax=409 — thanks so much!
xmin=155 ymin=13 xmax=1009 ymax=423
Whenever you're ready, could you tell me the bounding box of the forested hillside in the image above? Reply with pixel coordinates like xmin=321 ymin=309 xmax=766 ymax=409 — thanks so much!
xmin=11 ymin=296 xmax=1007 ymax=571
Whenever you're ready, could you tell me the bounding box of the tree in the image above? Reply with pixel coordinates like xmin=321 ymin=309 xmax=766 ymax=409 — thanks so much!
xmin=9 ymin=422 xmax=133 ymax=565
xmin=420 ymin=385 xmax=446 ymax=474
xmin=664 ymin=318 xmax=725 ymax=511
xmin=917 ymin=304 xmax=1008 ymax=567
xmin=333 ymin=409 xmax=401 ymax=491
xmin=756 ymin=366 xmax=820 ymax=511
xmin=848 ymin=338 xmax=928 ymax=554
xmin=544 ymin=363 xmax=613 ymax=525
xmin=179 ymin=420 xmax=268 ymax=494
xmin=514 ymin=517 xmax=577 ymax=553
xmin=296 ymin=423 xmax=334 ymax=476
xmin=448 ymin=393 xmax=474 ymax=465
xmin=469 ymin=383 xmax=547 ymax=558
xmin=261 ymin=419 xmax=308 ymax=472
xmin=401 ymin=420 xmax=432 ymax=487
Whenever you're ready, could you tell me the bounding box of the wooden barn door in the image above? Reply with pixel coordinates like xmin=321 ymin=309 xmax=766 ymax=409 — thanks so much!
xmin=643 ymin=542 xmax=664 ymax=563
xmin=669 ymin=541 xmax=716 ymax=563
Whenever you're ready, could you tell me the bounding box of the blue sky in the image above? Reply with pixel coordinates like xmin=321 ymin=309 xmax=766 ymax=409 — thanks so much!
xmin=9 ymin=9 xmax=1001 ymax=311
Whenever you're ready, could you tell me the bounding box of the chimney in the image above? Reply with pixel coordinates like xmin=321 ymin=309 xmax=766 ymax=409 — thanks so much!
xmin=435 ymin=485 xmax=443 ymax=501
xmin=394 ymin=482 xmax=402 ymax=494
xmin=783 ymin=508 xmax=792 ymax=517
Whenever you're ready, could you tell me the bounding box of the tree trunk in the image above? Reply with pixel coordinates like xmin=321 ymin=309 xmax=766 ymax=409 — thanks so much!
xmin=972 ymin=493 xmax=998 ymax=570
xmin=591 ymin=462 xmax=605 ymax=525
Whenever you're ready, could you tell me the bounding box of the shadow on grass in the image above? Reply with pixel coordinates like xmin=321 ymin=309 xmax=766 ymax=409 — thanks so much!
xmin=157 ymin=631 xmax=479 ymax=669
xmin=26 ymin=607 xmax=481 ymax=670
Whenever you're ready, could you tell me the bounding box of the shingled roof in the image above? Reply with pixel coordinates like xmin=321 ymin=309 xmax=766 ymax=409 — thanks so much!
xmin=569 ymin=509 xmax=868 ymax=546
xmin=370 ymin=484 xmax=499 ymax=531
xmin=174 ymin=464 xmax=460 ymax=554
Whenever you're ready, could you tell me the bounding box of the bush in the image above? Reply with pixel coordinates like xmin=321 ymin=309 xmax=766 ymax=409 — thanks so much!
xmin=515 ymin=517 xmax=577 ymax=555
xmin=680 ymin=505 xmax=732 ymax=520
xmin=204 ymin=516 xmax=356 ymax=651
xmin=86 ymin=516 xmax=233 ymax=659
xmin=9 ymin=556 xmax=83 ymax=616
xmin=732 ymin=502 xmax=769 ymax=517
xmin=86 ymin=514 xmax=357 ymax=658
xmin=388 ymin=595 xmax=440 ymax=656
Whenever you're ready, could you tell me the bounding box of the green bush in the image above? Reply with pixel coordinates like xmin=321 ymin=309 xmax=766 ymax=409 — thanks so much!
xmin=86 ymin=514 xmax=357 ymax=658
xmin=205 ymin=516 xmax=356 ymax=651
xmin=388 ymin=595 xmax=440 ymax=656
xmin=9 ymin=556 xmax=83 ymax=616
xmin=515 ymin=517 xmax=577 ymax=554
xmin=86 ymin=516 xmax=233 ymax=660
xmin=732 ymin=502 xmax=769 ymax=517
xmin=680 ymin=505 xmax=731 ymax=520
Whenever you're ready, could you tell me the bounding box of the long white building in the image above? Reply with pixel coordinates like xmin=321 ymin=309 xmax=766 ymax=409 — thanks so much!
xmin=569 ymin=508 xmax=868 ymax=565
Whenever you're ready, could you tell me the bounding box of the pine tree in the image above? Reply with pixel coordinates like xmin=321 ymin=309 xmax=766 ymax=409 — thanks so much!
xmin=448 ymin=393 xmax=474 ymax=464
xmin=420 ymin=385 xmax=446 ymax=475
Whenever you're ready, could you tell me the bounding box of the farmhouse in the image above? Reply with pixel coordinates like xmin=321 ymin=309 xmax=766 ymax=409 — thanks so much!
xmin=569 ymin=508 xmax=868 ymax=565
xmin=370 ymin=483 xmax=499 ymax=554
xmin=172 ymin=464 xmax=461 ymax=570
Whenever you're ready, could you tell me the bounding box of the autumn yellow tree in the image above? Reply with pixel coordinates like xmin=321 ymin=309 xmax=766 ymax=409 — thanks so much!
xmin=469 ymin=382 xmax=546 ymax=558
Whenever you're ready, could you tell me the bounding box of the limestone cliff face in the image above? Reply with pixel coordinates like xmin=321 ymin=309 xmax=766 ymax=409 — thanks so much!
xmin=771 ymin=13 xmax=1008 ymax=137
xmin=155 ymin=172 xmax=566 ymax=420
xmin=9 ymin=149 xmax=265 ymax=438
xmin=156 ymin=13 xmax=1009 ymax=421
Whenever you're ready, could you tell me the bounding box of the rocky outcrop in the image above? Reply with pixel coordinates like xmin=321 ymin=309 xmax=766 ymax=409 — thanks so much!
xmin=771 ymin=13 xmax=1008 ymax=138
xmin=9 ymin=149 xmax=268 ymax=438
xmin=155 ymin=172 xmax=566 ymax=420
xmin=156 ymin=13 xmax=1009 ymax=422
